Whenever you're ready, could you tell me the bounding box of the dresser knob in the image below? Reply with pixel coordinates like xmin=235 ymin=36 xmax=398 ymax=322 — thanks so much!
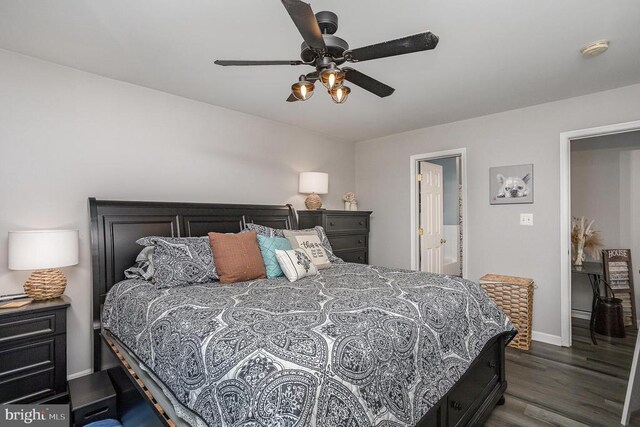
xmin=358 ymin=239 xmax=363 ymax=244
xmin=488 ymin=361 xmax=496 ymax=369
xmin=451 ymin=401 xmax=463 ymax=411
xmin=358 ymin=256 xmax=363 ymax=260
xmin=358 ymin=221 xmax=364 ymax=225
xmin=329 ymin=222 xmax=335 ymax=226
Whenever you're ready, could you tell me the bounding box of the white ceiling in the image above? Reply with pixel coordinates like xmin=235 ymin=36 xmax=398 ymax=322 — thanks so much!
xmin=1 ymin=1 xmax=639 ymax=142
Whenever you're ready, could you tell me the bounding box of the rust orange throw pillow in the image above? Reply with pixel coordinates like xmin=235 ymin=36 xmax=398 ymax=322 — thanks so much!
xmin=208 ymin=231 xmax=266 ymax=284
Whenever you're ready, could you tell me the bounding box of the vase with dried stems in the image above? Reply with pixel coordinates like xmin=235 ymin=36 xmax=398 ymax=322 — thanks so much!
xmin=571 ymin=216 xmax=603 ymax=266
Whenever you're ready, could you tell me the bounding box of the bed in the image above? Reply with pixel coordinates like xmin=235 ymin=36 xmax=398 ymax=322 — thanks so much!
xmin=90 ymin=198 xmax=515 ymax=427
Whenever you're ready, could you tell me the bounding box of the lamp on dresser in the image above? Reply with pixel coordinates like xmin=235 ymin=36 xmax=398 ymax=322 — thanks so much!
xmin=299 ymin=171 xmax=329 ymax=210
xmin=8 ymin=229 xmax=79 ymax=300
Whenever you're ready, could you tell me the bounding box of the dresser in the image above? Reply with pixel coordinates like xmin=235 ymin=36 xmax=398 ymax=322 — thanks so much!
xmin=0 ymin=296 xmax=70 ymax=404
xmin=298 ymin=210 xmax=372 ymax=264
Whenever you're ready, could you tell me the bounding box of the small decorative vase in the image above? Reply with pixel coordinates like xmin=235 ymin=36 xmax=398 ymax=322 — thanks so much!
xmin=344 ymin=201 xmax=351 ymax=210
xmin=574 ymin=242 xmax=585 ymax=267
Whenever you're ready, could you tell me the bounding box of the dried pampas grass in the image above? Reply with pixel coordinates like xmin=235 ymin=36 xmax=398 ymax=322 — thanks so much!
xmin=572 ymin=216 xmax=604 ymax=264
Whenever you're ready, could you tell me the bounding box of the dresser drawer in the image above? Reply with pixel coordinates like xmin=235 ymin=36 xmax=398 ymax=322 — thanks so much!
xmin=0 ymin=310 xmax=64 ymax=344
xmin=329 ymin=234 xmax=367 ymax=251
xmin=447 ymin=343 xmax=500 ymax=426
xmin=0 ymin=367 xmax=56 ymax=403
xmin=325 ymin=214 xmax=369 ymax=233
xmin=0 ymin=338 xmax=55 ymax=378
xmin=335 ymin=249 xmax=368 ymax=264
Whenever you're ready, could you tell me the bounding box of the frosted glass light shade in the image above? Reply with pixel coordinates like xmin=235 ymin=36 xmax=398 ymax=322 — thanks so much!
xmin=299 ymin=172 xmax=328 ymax=194
xmin=8 ymin=229 xmax=79 ymax=270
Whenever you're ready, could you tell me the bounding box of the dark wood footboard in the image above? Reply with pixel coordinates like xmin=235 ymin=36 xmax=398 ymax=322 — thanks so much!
xmin=417 ymin=332 xmax=510 ymax=427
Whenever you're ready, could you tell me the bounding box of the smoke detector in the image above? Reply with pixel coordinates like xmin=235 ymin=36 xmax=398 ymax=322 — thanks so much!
xmin=580 ymin=40 xmax=609 ymax=57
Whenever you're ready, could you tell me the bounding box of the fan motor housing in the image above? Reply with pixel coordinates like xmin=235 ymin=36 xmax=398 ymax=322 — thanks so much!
xmin=300 ymin=35 xmax=349 ymax=63
xmin=300 ymin=11 xmax=349 ymax=64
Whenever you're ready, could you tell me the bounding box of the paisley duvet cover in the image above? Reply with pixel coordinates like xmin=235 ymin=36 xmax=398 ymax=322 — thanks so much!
xmin=102 ymin=263 xmax=515 ymax=427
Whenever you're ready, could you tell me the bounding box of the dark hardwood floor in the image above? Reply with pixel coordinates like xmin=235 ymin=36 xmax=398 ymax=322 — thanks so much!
xmin=485 ymin=318 xmax=638 ymax=426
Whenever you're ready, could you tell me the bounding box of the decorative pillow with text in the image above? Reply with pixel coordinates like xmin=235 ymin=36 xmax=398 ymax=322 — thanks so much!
xmin=283 ymin=230 xmax=331 ymax=270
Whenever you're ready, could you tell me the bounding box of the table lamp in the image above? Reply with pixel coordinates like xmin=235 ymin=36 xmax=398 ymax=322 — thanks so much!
xmin=8 ymin=229 xmax=79 ymax=300
xmin=299 ymin=172 xmax=329 ymax=210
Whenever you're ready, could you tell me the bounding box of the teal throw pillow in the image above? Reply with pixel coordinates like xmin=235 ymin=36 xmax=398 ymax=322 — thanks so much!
xmin=257 ymin=235 xmax=292 ymax=278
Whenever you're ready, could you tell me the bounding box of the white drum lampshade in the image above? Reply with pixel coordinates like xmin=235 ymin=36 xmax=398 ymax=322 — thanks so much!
xmin=299 ymin=172 xmax=329 ymax=210
xmin=8 ymin=229 xmax=79 ymax=300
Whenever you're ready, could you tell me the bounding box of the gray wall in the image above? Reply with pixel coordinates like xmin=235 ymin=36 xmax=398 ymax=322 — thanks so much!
xmin=0 ymin=49 xmax=355 ymax=377
xmin=570 ymin=132 xmax=640 ymax=314
xmin=426 ymin=157 xmax=459 ymax=226
xmin=355 ymin=83 xmax=640 ymax=341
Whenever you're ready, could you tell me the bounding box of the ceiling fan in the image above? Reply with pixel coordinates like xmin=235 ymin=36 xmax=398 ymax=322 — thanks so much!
xmin=215 ymin=0 xmax=439 ymax=104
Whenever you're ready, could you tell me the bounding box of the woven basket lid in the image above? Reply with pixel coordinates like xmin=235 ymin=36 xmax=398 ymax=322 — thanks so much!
xmin=479 ymin=274 xmax=534 ymax=286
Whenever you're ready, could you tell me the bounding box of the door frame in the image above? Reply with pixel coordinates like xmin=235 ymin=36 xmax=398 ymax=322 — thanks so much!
xmin=559 ymin=119 xmax=640 ymax=347
xmin=410 ymin=148 xmax=468 ymax=277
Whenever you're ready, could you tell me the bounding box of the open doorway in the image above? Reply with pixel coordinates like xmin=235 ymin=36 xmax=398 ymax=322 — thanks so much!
xmin=560 ymin=120 xmax=640 ymax=347
xmin=570 ymin=132 xmax=640 ymax=336
xmin=410 ymin=149 xmax=467 ymax=277
xmin=558 ymin=121 xmax=640 ymax=425
xmin=568 ymin=130 xmax=640 ymax=424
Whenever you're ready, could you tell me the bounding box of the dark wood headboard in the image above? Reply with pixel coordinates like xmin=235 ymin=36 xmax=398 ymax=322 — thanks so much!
xmin=88 ymin=198 xmax=297 ymax=371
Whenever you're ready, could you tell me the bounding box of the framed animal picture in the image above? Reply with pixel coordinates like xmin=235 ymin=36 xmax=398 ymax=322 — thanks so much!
xmin=490 ymin=164 xmax=534 ymax=205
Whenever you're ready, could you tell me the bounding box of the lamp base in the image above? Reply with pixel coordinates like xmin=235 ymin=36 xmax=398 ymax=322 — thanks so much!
xmin=24 ymin=269 xmax=67 ymax=300
xmin=305 ymin=193 xmax=323 ymax=210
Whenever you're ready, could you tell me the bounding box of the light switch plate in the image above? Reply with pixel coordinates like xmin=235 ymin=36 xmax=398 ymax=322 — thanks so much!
xmin=520 ymin=213 xmax=534 ymax=226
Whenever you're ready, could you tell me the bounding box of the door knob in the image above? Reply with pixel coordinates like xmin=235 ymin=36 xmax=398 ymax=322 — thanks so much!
xmin=440 ymin=238 xmax=447 ymax=244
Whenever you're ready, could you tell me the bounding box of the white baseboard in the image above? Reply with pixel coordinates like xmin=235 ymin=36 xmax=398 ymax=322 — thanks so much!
xmin=67 ymin=368 xmax=92 ymax=381
xmin=571 ymin=309 xmax=591 ymax=320
xmin=531 ymin=331 xmax=563 ymax=346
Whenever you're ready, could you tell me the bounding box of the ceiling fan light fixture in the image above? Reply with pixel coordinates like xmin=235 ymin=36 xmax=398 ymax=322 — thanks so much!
xmin=320 ymin=63 xmax=345 ymax=90
xmin=330 ymin=85 xmax=351 ymax=104
xmin=291 ymin=76 xmax=315 ymax=101
xmin=216 ymin=4 xmax=440 ymax=105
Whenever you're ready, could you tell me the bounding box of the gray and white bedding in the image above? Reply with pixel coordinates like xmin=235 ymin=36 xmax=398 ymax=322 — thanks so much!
xmin=102 ymin=263 xmax=515 ymax=427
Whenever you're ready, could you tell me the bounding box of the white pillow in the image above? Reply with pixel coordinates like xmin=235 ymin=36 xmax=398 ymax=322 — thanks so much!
xmin=275 ymin=248 xmax=318 ymax=282
xmin=283 ymin=230 xmax=331 ymax=270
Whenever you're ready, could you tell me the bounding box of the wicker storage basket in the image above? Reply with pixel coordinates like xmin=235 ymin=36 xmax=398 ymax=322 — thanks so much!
xmin=479 ymin=274 xmax=534 ymax=350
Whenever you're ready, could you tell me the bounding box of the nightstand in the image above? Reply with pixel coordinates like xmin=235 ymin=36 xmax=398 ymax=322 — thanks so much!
xmin=298 ymin=210 xmax=372 ymax=264
xmin=0 ymin=296 xmax=70 ymax=404
xmin=69 ymin=370 xmax=118 ymax=426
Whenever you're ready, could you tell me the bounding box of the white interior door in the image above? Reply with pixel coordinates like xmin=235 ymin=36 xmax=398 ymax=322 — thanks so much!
xmin=419 ymin=161 xmax=444 ymax=273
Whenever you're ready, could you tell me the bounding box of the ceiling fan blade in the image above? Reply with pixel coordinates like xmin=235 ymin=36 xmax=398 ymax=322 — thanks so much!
xmin=343 ymin=31 xmax=439 ymax=62
xmin=343 ymin=68 xmax=395 ymax=98
xmin=215 ymin=60 xmax=304 ymax=66
xmin=281 ymin=0 xmax=326 ymax=52
xmin=286 ymin=94 xmax=299 ymax=102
